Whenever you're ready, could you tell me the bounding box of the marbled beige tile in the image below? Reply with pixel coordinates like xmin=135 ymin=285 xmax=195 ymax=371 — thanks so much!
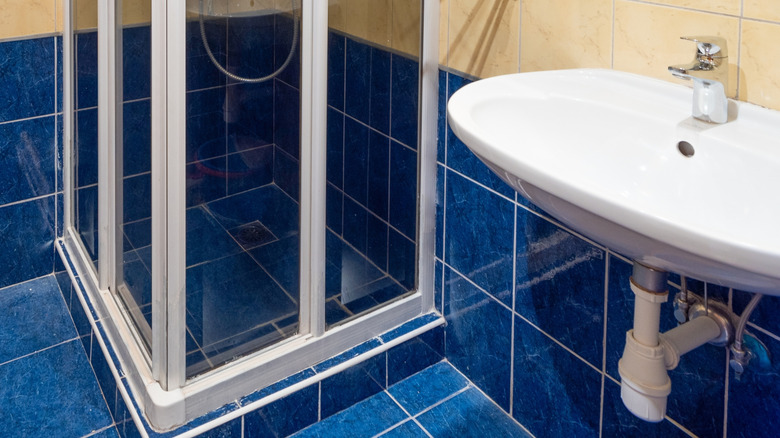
xmin=74 ymin=0 xmax=97 ymax=31
xmin=614 ymin=0 xmax=738 ymax=97
xmin=329 ymin=0 xmax=348 ymax=33
xmin=392 ymin=0 xmax=421 ymax=57
xmin=123 ymin=0 xmax=151 ymax=26
xmin=739 ymin=19 xmax=780 ymax=110
xmin=439 ymin=0 xmax=448 ymax=65
xmin=744 ymin=0 xmax=780 ymax=23
xmin=56 ymin=0 xmax=63 ymax=33
xmin=0 ymin=0 xmax=57 ymax=39
xmin=520 ymin=0 xmax=612 ymax=72
xmin=448 ymin=0 xmax=519 ymax=78
xmin=345 ymin=0 xmax=392 ymax=47
xmin=639 ymin=0 xmax=739 ymax=15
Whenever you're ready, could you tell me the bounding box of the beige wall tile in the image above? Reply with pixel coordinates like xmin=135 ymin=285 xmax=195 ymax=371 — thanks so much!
xmin=329 ymin=0 xmax=348 ymax=33
xmin=392 ymin=0 xmax=421 ymax=57
xmin=739 ymin=20 xmax=780 ymax=110
xmin=74 ymin=0 xmax=98 ymax=31
xmin=0 ymin=0 xmax=57 ymax=39
xmin=744 ymin=0 xmax=780 ymax=23
xmin=123 ymin=0 xmax=151 ymax=26
xmin=520 ymin=0 xmax=611 ymax=72
xmin=345 ymin=0 xmax=392 ymax=47
xmin=447 ymin=0 xmax=519 ymax=78
xmin=614 ymin=0 xmax=739 ymax=96
xmin=639 ymin=0 xmax=739 ymax=15
xmin=439 ymin=0 xmax=448 ymax=65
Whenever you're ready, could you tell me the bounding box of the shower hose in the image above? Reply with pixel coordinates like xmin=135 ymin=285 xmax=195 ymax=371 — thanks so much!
xmin=199 ymin=0 xmax=299 ymax=83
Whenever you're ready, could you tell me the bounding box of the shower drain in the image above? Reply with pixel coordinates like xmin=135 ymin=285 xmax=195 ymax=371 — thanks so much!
xmin=230 ymin=221 xmax=277 ymax=249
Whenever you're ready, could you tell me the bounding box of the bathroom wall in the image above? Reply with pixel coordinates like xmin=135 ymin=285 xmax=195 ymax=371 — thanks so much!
xmin=440 ymin=0 xmax=780 ymax=111
xmin=437 ymin=1 xmax=780 ymax=437
xmin=0 ymin=0 xmax=61 ymax=289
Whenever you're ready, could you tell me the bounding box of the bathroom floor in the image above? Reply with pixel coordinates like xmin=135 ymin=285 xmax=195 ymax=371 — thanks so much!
xmin=0 ymin=274 xmax=529 ymax=437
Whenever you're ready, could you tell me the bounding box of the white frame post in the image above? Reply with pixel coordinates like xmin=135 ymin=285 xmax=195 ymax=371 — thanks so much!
xmin=62 ymin=0 xmax=73 ymax=232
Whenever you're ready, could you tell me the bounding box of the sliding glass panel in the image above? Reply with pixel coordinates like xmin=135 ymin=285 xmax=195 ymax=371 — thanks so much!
xmin=73 ymin=0 xmax=100 ymax=273
xmin=115 ymin=0 xmax=154 ymax=350
xmin=324 ymin=0 xmax=421 ymax=328
xmin=184 ymin=0 xmax=302 ymax=378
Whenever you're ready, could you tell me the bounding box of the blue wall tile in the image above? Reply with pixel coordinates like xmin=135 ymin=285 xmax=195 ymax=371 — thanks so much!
xmin=326 ymin=183 xmax=343 ymax=235
xmin=343 ymin=117 xmax=369 ymax=205
xmin=227 ymin=145 xmax=274 ymax=195
xmin=0 ymin=37 xmax=56 ymax=123
xmin=386 ymin=327 xmax=445 ymax=386
xmin=123 ymin=173 xmax=151 ymax=223
xmin=444 ymin=170 xmax=513 ymax=306
xmin=326 ymin=107 xmax=344 ymax=189
xmin=390 ymin=55 xmax=418 ymax=149
xmin=444 ymin=267 xmax=512 ymax=410
xmin=728 ymin=331 xmax=780 ymax=438
xmin=76 ymin=108 xmax=98 ymax=187
xmin=512 ymin=316 xmax=601 ymax=437
xmin=344 ymin=39 xmax=370 ymax=124
xmin=514 ymin=212 xmax=605 ymax=368
xmin=274 ymin=13 xmax=301 ymax=89
xmin=274 ymin=80 xmax=300 ymax=160
xmin=273 ymin=146 xmax=299 ymax=200
xmin=437 ymin=69 xmax=447 ymax=164
xmin=320 ymin=351 xmax=387 ymax=419
xmin=388 ymin=228 xmax=416 ymax=291
xmin=602 ymin=379 xmax=689 ymax=437
xmin=123 ymin=26 xmax=151 ymax=101
xmin=388 ymin=141 xmax=417 ymax=241
xmin=187 ymin=19 xmax=227 ymax=92
xmin=227 ymin=15 xmax=275 ymax=82
xmin=187 ymin=88 xmax=226 ymax=163
xmin=327 ymin=33 xmax=345 ymax=111
xmin=0 ymin=196 xmax=55 ymax=289
xmin=368 ymin=130 xmax=390 ymax=220
xmin=370 ymin=48 xmax=391 ymax=135
xmin=244 ymin=384 xmax=318 ymax=438
xmin=76 ymin=31 xmax=98 ymax=110
xmin=0 ymin=116 xmax=56 ymax=205
xmin=123 ymin=100 xmax=151 ymax=176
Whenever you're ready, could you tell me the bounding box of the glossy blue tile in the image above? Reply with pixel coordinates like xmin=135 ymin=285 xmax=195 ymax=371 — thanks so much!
xmin=326 ymin=183 xmax=343 ymax=235
xmin=321 ymin=351 xmax=387 ymax=418
xmin=437 ymin=69 xmax=447 ymax=164
xmin=0 ymin=276 xmax=76 ymax=363
xmin=512 ymin=316 xmax=600 ymax=437
xmin=123 ymin=99 xmax=151 ymax=176
xmin=226 ymin=145 xmax=274 ymax=194
xmin=200 ymin=418 xmax=242 ymax=438
xmin=244 ymin=384 xmax=318 ymax=438
xmin=326 ymin=107 xmax=344 ymax=189
xmin=370 ymin=48 xmax=391 ymax=134
xmin=313 ymin=337 xmax=382 ymax=373
xmin=366 ymin=213 xmax=389 ymax=271
xmin=444 ymin=170 xmax=514 ymax=306
xmin=435 ymin=164 xmax=445 ymax=259
xmin=387 ymin=328 xmax=445 ymax=386
xmin=325 ymin=298 xmax=351 ymax=326
xmin=123 ymin=26 xmax=151 ymax=101
xmin=93 ymin=427 xmax=121 ymax=438
xmin=417 ymin=387 xmax=530 ymax=438
xmin=343 ymin=117 xmax=369 ymax=205
xmin=728 ymin=330 xmax=780 ymax=438
xmin=602 ymin=379 xmax=689 ymax=437
xmin=186 ymin=206 xmax=242 ymax=266
xmin=274 ymin=146 xmax=300 ymax=201
xmin=444 ymin=267 xmax=512 ymax=410
xmin=274 ymin=80 xmax=301 ymax=159
xmin=388 ymin=362 xmax=468 ymax=415
xmin=0 ymin=196 xmax=55 ymax=289
xmin=388 ymin=228 xmax=415 ymax=291
xmin=124 ymin=218 xmax=151 ymax=249
xmin=91 ymin=336 xmax=120 ymax=421
xmin=227 ymin=82 xmax=275 ymax=147
xmin=76 ymin=107 xmax=99 ymax=187
xmin=0 ymin=37 xmax=56 ymax=122
xmin=293 ymin=391 xmax=407 ymax=438
xmin=377 ymin=420 xmax=428 ymax=437
xmin=187 ymin=157 xmax=227 ymax=207
xmin=327 ymin=32 xmax=345 ymax=111
xmin=368 ymin=129 xmax=390 ymax=220
xmin=227 ymin=15 xmax=275 ymax=82
xmin=187 ymin=87 xmax=227 ymax=163
xmin=250 ymin=234 xmax=300 ymax=299
xmin=388 ymin=141 xmax=417 ymax=240
xmin=435 ymin=259 xmax=444 ymax=313
xmin=733 ymin=290 xmax=780 ymax=337
xmin=274 ymin=13 xmax=301 ymax=89
xmin=76 ymin=31 xmax=98 ymax=109
xmin=56 ymin=36 xmax=62 ymax=112
xmin=0 ymin=340 xmax=113 ymax=437
xmin=123 ymin=172 xmax=152 ymax=223
xmin=515 ymin=212 xmax=605 ymax=367
xmin=390 ymin=54 xmax=418 ymax=149
xmin=207 ymin=185 xmax=299 ymax=238
xmin=344 ymin=38 xmax=370 ymax=124
xmin=343 ymin=196 xmax=368 ymax=254
xmin=56 ymin=113 xmax=64 ymax=194
xmin=186 ymin=19 xmax=227 ymax=91
xmin=0 ymin=116 xmax=56 ymax=205
xmin=75 ymin=185 xmax=99 ymax=262
xmin=665 ymin=344 xmax=725 ymax=437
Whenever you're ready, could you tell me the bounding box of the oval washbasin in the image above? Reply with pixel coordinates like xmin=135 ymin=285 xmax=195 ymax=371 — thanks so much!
xmin=447 ymin=69 xmax=780 ymax=295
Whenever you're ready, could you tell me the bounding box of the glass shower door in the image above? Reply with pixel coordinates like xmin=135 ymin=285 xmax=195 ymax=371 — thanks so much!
xmin=183 ymin=0 xmax=302 ymax=377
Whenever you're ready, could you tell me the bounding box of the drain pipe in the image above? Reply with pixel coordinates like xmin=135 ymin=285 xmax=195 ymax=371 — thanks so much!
xmin=618 ymin=262 xmax=731 ymax=422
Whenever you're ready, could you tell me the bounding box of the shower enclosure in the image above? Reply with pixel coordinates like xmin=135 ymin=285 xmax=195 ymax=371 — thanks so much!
xmin=61 ymin=0 xmax=438 ymax=429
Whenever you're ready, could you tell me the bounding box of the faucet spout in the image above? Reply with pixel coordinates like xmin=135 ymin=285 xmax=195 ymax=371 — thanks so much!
xmin=669 ymin=36 xmax=729 ymax=124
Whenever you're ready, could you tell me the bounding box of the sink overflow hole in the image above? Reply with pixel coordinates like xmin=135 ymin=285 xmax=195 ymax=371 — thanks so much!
xmin=678 ymin=141 xmax=695 ymax=157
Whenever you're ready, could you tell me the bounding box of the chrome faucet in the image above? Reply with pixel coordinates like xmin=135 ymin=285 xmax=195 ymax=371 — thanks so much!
xmin=669 ymin=36 xmax=729 ymax=123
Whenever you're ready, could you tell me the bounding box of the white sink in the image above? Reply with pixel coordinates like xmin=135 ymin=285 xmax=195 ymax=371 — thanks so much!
xmin=447 ymin=69 xmax=780 ymax=295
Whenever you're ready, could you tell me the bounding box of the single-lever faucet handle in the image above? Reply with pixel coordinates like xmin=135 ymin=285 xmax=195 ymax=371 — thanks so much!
xmin=669 ymin=36 xmax=729 ymax=124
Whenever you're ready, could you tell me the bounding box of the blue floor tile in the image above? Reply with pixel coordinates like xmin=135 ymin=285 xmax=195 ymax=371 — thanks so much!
xmin=388 ymin=362 xmax=469 ymax=415
xmin=0 ymin=276 xmax=77 ymax=364
xmin=377 ymin=420 xmax=429 ymax=437
xmin=292 ymin=392 xmax=408 ymax=438
xmin=0 ymin=340 xmax=113 ymax=437
xmin=416 ymin=387 xmax=530 ymax=438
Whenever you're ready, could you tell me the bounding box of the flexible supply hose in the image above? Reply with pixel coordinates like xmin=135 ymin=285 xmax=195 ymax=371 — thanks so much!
xmin=734 ymin=292 xmax=763 ymax=352
xmin=199 ymin=0 xmax=299 ymax=83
